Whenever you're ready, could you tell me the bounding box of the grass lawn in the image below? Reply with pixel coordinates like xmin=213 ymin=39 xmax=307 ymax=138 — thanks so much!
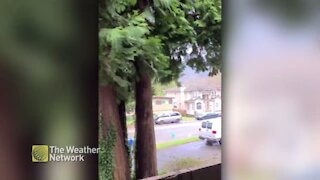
xmin=181 ymin=116 xmax=195 ymax=121
xmin=126 ymin=116 xmax=135 ymax=126
xmin=156 ymin=136 xmax=199 ymax=150
xmin=159 ymin=157 xmax=204 ymax=175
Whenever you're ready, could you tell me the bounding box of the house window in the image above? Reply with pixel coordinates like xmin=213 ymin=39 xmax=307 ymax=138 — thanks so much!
xmin=196 ymin=102 xmax=202 ymax=110
xmin=155 ymin=100 xmax=162 ymax=105
xmin=202 ymin=94 xmax=209 ymax=99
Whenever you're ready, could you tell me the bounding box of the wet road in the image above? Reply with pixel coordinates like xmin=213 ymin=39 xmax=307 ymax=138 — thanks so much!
xmin=127 ymin=120 xmax=221 ymax=173
xmin=157 ymin=141 xmax=221 ymax=172
xmin=128 ymin=121 xmax=201 ymax=143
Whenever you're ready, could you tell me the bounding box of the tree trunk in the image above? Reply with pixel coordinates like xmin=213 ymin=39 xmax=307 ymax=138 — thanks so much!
xmin=118 ymin=100 xmax=130 ymax=157
xmin=134 ymin=0 xmax=158 ymax=178
xmin=100 ymin=85 xmax=130 ymax=180
xmin=135 ymin=60 xmax=158 ymax=179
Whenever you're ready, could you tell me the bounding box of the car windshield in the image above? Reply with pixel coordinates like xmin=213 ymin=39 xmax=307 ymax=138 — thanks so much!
xmin=171 ymin=112 xmax=180 ymax=116
xmin=158 ymin=114 xmax=169 ymax=118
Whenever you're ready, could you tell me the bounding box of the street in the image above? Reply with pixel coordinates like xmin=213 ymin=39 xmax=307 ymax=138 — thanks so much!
xmin=128 ymin=120 xmax=201 ymax=143
xmin=128 ymin=119 xmax=221 ymax=173
xmin=128 ymin=138 xmax=221 ymax=174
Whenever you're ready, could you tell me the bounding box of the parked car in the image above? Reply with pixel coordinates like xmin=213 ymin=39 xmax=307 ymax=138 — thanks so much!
xmin=195 ymin=112 xmax=221 ymax=120
xmin=154 ymin=111 xmax=182 ymax=124
xmin=199 ymin=118 xmax=221 ymax=145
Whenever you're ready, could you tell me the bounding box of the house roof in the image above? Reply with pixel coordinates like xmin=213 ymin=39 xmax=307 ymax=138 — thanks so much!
xmin=152 ymin=96 xmax=174 ymax=99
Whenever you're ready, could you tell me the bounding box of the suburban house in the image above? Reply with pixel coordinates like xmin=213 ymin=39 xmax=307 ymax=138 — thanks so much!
xmin=152 ymin=75 xmax=222 ymax=115
xmin=165 ymin=86 xmax=221 ymax=115
xmin=152 ymin=96 xmax=175 ymax=114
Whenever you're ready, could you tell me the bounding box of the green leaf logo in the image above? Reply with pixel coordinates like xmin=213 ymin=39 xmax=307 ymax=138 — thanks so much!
xmin=32 ymin=145 xmax=49 ymax=162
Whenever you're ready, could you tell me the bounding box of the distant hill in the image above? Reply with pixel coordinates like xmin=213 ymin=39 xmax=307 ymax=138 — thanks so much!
xmin=154 ymin=67 xmax=221 ymax=95
xmin=179 ymin=67 xmax=221 ymax=89
xmin=179 ymin=67 xmax=207 ymax=83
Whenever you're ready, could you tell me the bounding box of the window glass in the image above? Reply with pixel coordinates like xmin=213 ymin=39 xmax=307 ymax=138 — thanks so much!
xmin=171 ymin=113 xmax=180 ymax=116
xmin=155 ymin=100 xmax=162 ymax=105
xmin=202 ymin=122 xmax=207 ymax=128
xmin=159 ymin=113 xmax=169 ymax=118
xmin=196 ymin=102 xmax=202 ymax=110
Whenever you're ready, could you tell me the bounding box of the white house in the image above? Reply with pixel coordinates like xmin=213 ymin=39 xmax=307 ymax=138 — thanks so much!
xmin=165 ymin=85 xmax=221 ymax=115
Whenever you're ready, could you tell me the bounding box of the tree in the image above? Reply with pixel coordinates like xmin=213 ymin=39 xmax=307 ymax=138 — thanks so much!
xmin=99 ymin=0 xmax=222 ymax=179
xmin=133 ymin=1 xmax=222 ymax=177
xmin=99 ymin=85 xmax=130 ymax=180
xmin=99 ymin=0 xmax=138 ymax=179
xmin=134 ymin=0 xmax=195 ymax=178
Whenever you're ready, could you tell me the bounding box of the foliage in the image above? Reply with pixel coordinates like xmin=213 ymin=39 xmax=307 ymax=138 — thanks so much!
xmin=99 ymin=0 xmax=222 ymax=99
xmin=99 ymin=0 xmax=170 ymax=100
xmin=99 ymin=126 xmax=117 ymax=180
xmin=98 ymin=0 xmax=222 ymax=177
xmin=126 ymin=115 xmax=136 ymax=126
xmin=126 ymin=100 xmax=135 ymax=113
xmin=152 ymin=81 xmax=177 ymax=96
xmin=152 ymin=0 xmax=196 ymax=83
xmin=152 ymin=0 xmax=222 ymax=82
xmin=184 ymin=0 xmax=222 ymax=76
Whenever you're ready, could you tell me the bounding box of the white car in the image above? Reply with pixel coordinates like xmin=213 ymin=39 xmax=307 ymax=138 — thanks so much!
xmin=154 ymin=111 xmax=182 ymax=124
xmin=199 ymin=117 xmax=222 ymax=145
xmin=195 ymin=112 xmax=221 ymax=120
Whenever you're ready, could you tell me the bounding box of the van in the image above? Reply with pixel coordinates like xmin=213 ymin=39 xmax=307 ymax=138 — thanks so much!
xmin=154 ymin=111 xmax=182 ymax=124
xmin=198 ymin=117 xmax=222 ymax=145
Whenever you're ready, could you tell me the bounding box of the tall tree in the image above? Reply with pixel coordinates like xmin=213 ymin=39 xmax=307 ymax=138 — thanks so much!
xmin=133 ymin=1 xmax=222 ymax=177
xmin=134 ymin=0 xmax=158 ymax=178
xmin=99 ymin=0 xmax=138 ymax=179
xmin=99 ymin=85 xmax=130 ymax=180
xmin=99 ymin=0 xmax=222 ymax=179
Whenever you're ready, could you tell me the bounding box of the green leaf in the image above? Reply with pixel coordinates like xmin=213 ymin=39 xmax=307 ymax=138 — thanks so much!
xmin=195 ymin=20 xmax=206 ymax=28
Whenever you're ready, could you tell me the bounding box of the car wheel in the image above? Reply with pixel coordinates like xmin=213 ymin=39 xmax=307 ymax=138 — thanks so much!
xmin=206 ymin=140 xmax=213 ymax=146
xmin=219 ymin=140 xmax=222 ymax=145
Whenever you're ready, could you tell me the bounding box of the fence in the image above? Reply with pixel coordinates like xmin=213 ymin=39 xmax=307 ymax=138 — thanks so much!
xmin=142 ymin=164 xmax=221 ymax=180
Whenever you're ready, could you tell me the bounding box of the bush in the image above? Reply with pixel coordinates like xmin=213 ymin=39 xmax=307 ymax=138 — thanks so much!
xmin=99 ymin=128 xmax=116 ymax=180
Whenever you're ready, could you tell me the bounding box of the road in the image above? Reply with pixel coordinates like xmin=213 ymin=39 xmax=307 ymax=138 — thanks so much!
xmin=127 ymin=120 xmax=221 ymax=173
xmin=128 ymin=121 xmax=201 ymax=143
xmin=157 ymin=141 xmax=221 ymax=172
